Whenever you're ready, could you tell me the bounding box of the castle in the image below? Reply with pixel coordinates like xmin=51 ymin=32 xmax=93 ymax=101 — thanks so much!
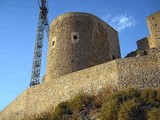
xmin=45 ymin=12 xmax=121 ymax=82
xmin=137 ymin=11 xmax=160 ymax=50
xmin=0 ymin=11 xmax=160 ymax=120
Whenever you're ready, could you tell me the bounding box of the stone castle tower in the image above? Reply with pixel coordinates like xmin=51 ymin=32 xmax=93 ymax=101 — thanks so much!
xmin=137 ymin=11 xmax=160 ymax=50
xmin=1 ymin=11 xmax=160 ymax=120
xmin=45 ymin=12 xmax=121 ymax=81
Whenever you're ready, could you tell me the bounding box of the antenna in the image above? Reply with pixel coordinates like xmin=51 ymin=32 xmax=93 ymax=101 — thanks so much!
xmin=30 ymin=0 xmax=49 ymax=86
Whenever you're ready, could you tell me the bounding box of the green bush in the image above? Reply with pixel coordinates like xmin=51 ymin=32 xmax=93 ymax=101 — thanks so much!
xmin=100 ymin=88 xmax=140 ymax=120
xmin=51 ymin=88 xmax=160 ymax=120
xmin=100 ymin=88 xmax=160 ymax=120
xmin=147 ymin=108 xmax=160 ymax=120
xmin=100 ymin=96 xmax=120 ymax=120
xmin=51 ymin=93 xmax=95 ymax=120
xmin=52 ymin=102 xmax=72 ymax=120
xmin=69 ymin=93 xmax=94 ymax=112
xmin=140 ymin=88 xmax=157 ymax=105
xmin=118 ymin=98 xmax=144 ymax=120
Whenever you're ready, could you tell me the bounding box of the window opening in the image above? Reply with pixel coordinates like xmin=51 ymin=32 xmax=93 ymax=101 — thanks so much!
xmin=71 ymin=32 xmax=79 ymax=43
xmin=52 ymin=41 xmax=55 ymax=46
xmin=155 ymin=24 xmax=158 ymax=27
xmin=73 ymin=35 xmax=77 ymax=40
xmin=112 ymin=55 xmax=116 ymax=60
xmin=144 ymin=51 xmax=148 ymax=55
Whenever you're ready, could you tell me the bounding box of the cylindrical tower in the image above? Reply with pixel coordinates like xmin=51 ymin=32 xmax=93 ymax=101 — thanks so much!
xmin=45 ymin=12 xmax=121 ymax=81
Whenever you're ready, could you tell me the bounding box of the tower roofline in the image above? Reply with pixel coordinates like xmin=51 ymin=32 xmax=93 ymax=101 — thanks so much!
xmin=147 ymin=10 xmax=160 ymax=20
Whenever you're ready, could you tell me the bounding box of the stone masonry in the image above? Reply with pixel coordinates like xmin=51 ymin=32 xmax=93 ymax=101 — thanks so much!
xmin=0 ymin=12 xmax=160 ymax=120
xmin=137 ymin=11 xmax=160 ymax=50
xmin=46 ymin=12 xmax=121 ymax=81
xmin=137 ymin=37 xmax=149 ymax=51
xmin=0 ymin=52 xmax=160 ymax=120
xmin=147 ymin=11 xmax=160 ymax=48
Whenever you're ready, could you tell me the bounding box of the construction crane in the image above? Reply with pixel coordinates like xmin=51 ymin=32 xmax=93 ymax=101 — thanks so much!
xmin=30 ymin=0 xmax=49 ymax=86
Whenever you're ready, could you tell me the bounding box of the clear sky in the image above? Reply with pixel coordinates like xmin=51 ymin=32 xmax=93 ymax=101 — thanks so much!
xmin=0 ymin=0 xmax=159 ymax=111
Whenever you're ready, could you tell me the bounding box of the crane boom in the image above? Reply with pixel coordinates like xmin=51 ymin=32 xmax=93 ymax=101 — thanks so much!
xmin=30 ymin=0 xmax=49 ymax=86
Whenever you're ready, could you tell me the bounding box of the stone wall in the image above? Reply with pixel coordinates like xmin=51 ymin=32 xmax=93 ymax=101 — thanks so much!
xmin=0 ymin=91 xmax=27 ymax=120
xmin=1 ymin=53 xmax=160 ymax=120
xmin=136 ymin=11 xmax=160 ymax=51
xmin=0 ymin=60 xmax=118 ymax=120
xmin=137 ymin=37 xmax=149 ymax=50
xmin=125 ymin=48 xmax=160 ymax=58
xmin=118 ymin=52 xmax=160 ymax=89
xmin=147 ymin=11 xmax=160 ymax=48
xmin=46 ymin=12 xmax=121 ymax=81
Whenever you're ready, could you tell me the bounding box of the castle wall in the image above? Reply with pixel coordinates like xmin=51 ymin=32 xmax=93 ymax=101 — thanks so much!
xmin=136 ymin=11 xmax=160 ymax=50
xmin=137 ymin=37 xmax=149 ymax=50
xmin=117 ymin=52 xmax=160 ymax=89
xmin=147 ymin=11 xmax=160 ymax=48
xmin=146 ymin=36 xmax=152 ymax=48
xmin=1 ymin=53 xmax=160 ymax=120
xmin=0 ymin=91 xmax=27 ymax=120
xmin=46 ymin=12 xmax=121 ymax=81
xmin=0 ymin=60 xmax=118 ymax=120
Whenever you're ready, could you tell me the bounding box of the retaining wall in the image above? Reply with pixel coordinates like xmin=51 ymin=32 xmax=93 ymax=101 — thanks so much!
xmin=0 ymin=53 xmax=160 ymax=120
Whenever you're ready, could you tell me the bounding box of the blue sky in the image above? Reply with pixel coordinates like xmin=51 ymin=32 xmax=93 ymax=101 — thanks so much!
xmin=0 ymin=0 xmax=159 ymax=111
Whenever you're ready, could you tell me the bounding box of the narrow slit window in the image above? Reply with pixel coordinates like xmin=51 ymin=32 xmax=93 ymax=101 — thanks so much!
xmin=52 ymin=41 xmax=55 ymax=46
xmin=112 ymin=55 xmax=116 ymax=60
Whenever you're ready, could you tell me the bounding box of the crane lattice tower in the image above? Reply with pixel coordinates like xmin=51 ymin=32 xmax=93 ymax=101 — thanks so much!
xmin=30 ymin=0 xmax=49 ymax=86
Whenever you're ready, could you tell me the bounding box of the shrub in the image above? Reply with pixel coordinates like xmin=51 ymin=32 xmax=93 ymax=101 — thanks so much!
xmin=51 ymin=88 xmax=160 ymax=120
xmin=52 ymin=102 xmax=72 ymax=120
xmin=51 ymin=93 xmax=96 ymax=120
xmin=140 ymin=88 xmax=157 ymax=105
xmin=69 ymin=93 xmax=94 ymax=112
xmin=100 ymin=88 xmax=140 ymax=120
xmin=100 ymin=96 xmax=120 ymax=120
xmin=118 ymin=98 xmax=145 ymax=120
xmin=147 ymin=108 xmax=160 ymax=120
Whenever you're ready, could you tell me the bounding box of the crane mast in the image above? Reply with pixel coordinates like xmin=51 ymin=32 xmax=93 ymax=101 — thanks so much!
xmin=30 ymin=0 xmax=49 ymax=86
